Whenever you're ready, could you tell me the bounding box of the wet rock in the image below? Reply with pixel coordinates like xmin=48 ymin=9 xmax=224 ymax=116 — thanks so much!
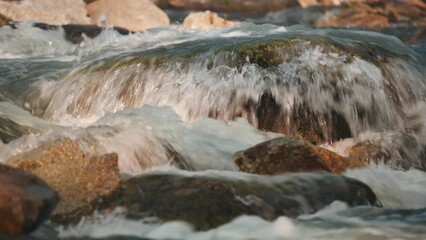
xmin=167 ymin=0 xmax=299 ymax=16
xmin=86 ymin=0 xmax=170 ymax=32
xmin=234 ymin=137 xmax=365 ymax=175
xmin=346 ymin=141 xmax=390 ymax=165
xmin=117 ymin=171 xmax=380 ymax=230
xmin=0 ymin=0 xmax=90 ymax=26
xmin=9 ymin=138 xmax=120 ymax=224
xmin=183 ymin=11 xmax=239 ymax=30
xmin=0 ymin=164 xmax=58 ymax=235
xmin=29 ymin=23 xmax=131 ymax=44
xmin=0 ymin=117 xmax=37 ymax=143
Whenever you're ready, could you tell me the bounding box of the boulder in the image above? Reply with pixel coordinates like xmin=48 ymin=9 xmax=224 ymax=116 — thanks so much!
xmin=183 ymin=11 xmax=239 ymax=30
xmin=0 ymin=0 xmax=90 ymax=26
xmin=86 ymin=0 xmax=170 ymax=32
xmin=9 ymin=138 xmax=120 ymax=224
xmin=234 ymin=137 xmax=365 ymax=175
xmin=0 ymin=163 xmax=58 ymax=235
xmin=117 ymin=171 xmax=380 ymax=230
xmin=346 ymin=141 xmax=390 ymax=165
xmin=0 ymin=117 xmax=37 ymax=143
xmin=167 ymin=0 xmax=299 ymax=16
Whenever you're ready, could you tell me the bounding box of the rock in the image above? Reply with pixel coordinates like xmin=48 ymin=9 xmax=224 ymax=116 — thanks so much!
xmin=117 ymin=171 xmax=380 ymax=230
xmin=346 ymin=141 xmax=390 ymax=165
xmin=183 ymin=11 xmax=239 ymax=30
xmin=0 ymin=117 xmax=37 ymax=143
xmin=29 ymin=23 xmax=131 ymax=44
xmin=316 ymin=1 xmax=426 ymax=28
xmin=167 ymin=0 xmax=299 ymax=16
xmin=0 ymin=0 xmax=90 ymax=26
xmin=86 ymin=0 xmax=170 ymax=32
xmin=315 ymin=3 xmax=389 ymax=28
xmin=234 ymin=137 xmax=365 ymax=175
xmin=9 ymin=138 xmax=120 ymax=224
xmin=298 ymin=0 xmax=340 ymax=8
xmin=0 ymin=163 xmax=58 ymax=235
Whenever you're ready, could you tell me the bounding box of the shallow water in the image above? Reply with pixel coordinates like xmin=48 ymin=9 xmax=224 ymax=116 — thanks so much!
xmin=1 ymin=22 xmax=426 ymax=239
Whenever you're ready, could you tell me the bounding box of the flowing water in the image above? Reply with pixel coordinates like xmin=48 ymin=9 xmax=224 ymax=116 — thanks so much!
xmin=1 ymin=22 xmax=426 ymax=239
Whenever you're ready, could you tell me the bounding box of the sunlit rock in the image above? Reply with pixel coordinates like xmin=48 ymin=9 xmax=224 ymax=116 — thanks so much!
xmin=183 ymin=11 xmax=239 ymax=30
xmin=0 ymin=117 xmax=37 ymax=143
xmin=9 ymin=138 xmax=120 ymax=224
xmin=86 ymin=0 xmax=170 ymax=32
xmin=0 ymin=163 xmax=58 ymax=235
xmin=0 ymin=0 xmax=90 ymax=27
xmin=116 ymin=171 xmax=380 ymax=230
xmin=316 ymin=1 xmax=426 ymax=28
xmin=234 ymin=137 xmax=365 ymax=175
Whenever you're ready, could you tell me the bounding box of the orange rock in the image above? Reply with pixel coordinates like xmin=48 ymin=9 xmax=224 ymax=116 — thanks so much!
xmin=234 ymin=137 xmax=365 ymax=175
xmin=9 ymin=138 xmax=120 ymax=224
xmin=86 ymin=0 xmax=170 ymax=32
xmin=0 ymin=0 xmax=90 ymax=26
xmin=183 ymin=11 xmax=239 ymax=30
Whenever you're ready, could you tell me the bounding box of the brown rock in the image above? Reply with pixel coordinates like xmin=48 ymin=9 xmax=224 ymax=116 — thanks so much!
xmin=0 ymin=13 xmax=11 ymax=27
xmin=183 ymin=11 xmax=239 ymax=30
xmin=346 ymin=141 xmax=390 ymax=164
xmin=0 ymin=164 xmax=58 ymax=235
xmin=0 ymin=0 xmax=90 ymax=26
xmin=234 ymin=137 xmax=365 ymax=175
xmin=9 ymin=138 xmax=120 ymax=224
xmin=316 ymin=3 xmax=389 ymax=28
xmin=167 ymin=0 xmax=299 ymax=16
xmin=86 ymin=0 xmax=170 ymax=32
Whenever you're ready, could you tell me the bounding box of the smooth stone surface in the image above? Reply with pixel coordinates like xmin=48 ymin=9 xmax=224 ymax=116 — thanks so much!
xmin=0 ymin=0 xmax=90 ymax=27
xmin=183 ymin=10 xmax=239 ymax=30
xmin=0 ymin=164 xmax=58 ymax=235
xmin=86 ymin=0 xmax=170 ymax=32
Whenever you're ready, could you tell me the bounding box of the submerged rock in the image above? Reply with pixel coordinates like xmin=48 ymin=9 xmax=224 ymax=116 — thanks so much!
xmin=9 ymin=138 xmax=120 ymax=224
xmin=86 ymin=0 xmax=170 ymax=32
xmin=117 ymin=171 xmax=380 ymax=230
xmin=234 ymin=137 xmax=365 ymax=175
xmin=0 ymin=0 xmax=90 ymax=26
xmin=183 ymin=11 xmax=239 ymax=30
xmin=0 ymin=164 xmax=58 ymax=235
xmin=0 ymin=117 xmax=37 ymax=143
